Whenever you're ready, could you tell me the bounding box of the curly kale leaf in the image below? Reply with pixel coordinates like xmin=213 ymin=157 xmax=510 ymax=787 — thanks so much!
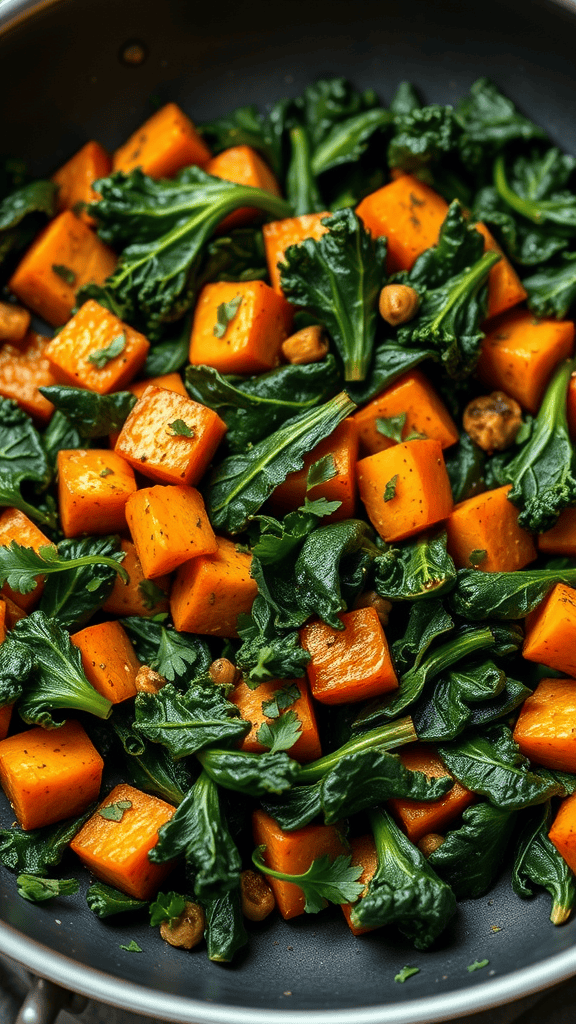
xmin=0 ymin=179 xmax=57 ymax=267
xmin=407 ymin=201 xmax=485 ymax=291
xmin=39 ymin=386 xmax=137 ymax=438
xmin=429 ymin=802 xmax=517 ymax=899
xmin=455 ymin=78 xmax=546 ymax=161
xmin=197 ymin=747 xmax=301 ymax=796
xmin=388 ymin=104 xmax=459 ymax=175
xmin=374 ymin=530 xmax=457 ymax=602
xmin=523 ymin=252 xmax=576 ymax=319
xmin=450 ymin=566 xmax=576 ymax=620
xmin=133 ymin=682 xmax=249 ymax=758
xmin=235 ymin=596 xmax=311 ymax=685
xmin=0 ymin=398 xmax=54 ymax=527
xmin=494 ymin=148 xmax=576 ymax=231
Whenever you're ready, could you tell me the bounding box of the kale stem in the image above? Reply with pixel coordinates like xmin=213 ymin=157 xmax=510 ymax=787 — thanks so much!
xmin=297 ymin=716 xmax=416 ymax=784
xmin=51 ymin=554 xmax=129 ymax=584
xmin=402 ymin=625 xmax=495 ymax=688
xmin=494 ymin=154 xmax=542 ymax=224
xmin=429 ymin=251 xmax=500 ymax=336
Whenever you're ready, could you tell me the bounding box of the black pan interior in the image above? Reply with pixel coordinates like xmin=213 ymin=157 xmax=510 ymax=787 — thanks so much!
xmin=0 ymin=0 xmax=576 ymax=1017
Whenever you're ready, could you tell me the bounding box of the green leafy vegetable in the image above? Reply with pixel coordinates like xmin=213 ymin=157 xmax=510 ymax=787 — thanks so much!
xmin=87 ymin=333 xmax=126 ymax=368
xmin=120 ymin=941 xmax=142 ymax=953
xmin=307 ymin=454 xmax=337 ymax=490
xmin=98 ymin=798 xmax=132 ymax=822
xmin=0 ymin=180 xmax=57 ymax=267
xmin=444 ymin=434 xmax=486 ymax=504
xmin=235 ymin=596 xmax=311 ymax=685
xmin=523 ymin=252 xmax=576 ymax=319
xmin=252 ymin=845 xmax=363 ymax=913
xmin=494 ymin=149 xmax=576 ymax=229
xmin=203 ymin=887 xmax=248 ymax=962
xmin=428 ymin=803 xmax=516 ymax=898
xmin=391 ymin=599 xmax=454 ymax=676
xmin=121 ymin=739 xmax=191 ymax=806
xmin=39 ymin=536 xmax=127 ymax=631
xmin=395 ymin=966 xmax=420 ymax=983
xmin=206 ymin=391 xmax=355 ymax=533
xmin=17 ymin=874 xmax=79 ymax=902
xmin=213 ymin=295 xmax=242 ymax=338
xmin=40 ymin=386 xmax=137 ymax=438
xmin=512 ymin=803 xmax=576 ymax=924
xmin=167 ymin=419 xmax=194 ymax=438
xmin=0 ymin=398 xmax=55 ymax=527
xmin=467 ymin=960 xmax=489 ymax=973
xmin=261 ymin=682 xmax=301 ymax=718
xmin=133 ymin=682 xmax=248 ymax=759
xmin=0 ymin=539 xmax=127 ymax=597
xmin=374 ymin=531 xmax=456 ymax=601
xmin=256 ymin=709 xmax=303 ymax=753
xmin=87 ymin=882 xmax=147 ymax=919
xmin=413 ymin=661 xmax=529 ymax=742
xmin=122 ymin=617 xmax=210 ymax=685
xmin=149 ymin=891 xmax=187 ymax=927
xmin=197 ymin=746 xmax=301 ymax=795
xmin=455 ymin=78 xmax=546 ymax=155
xmin=384 ymin=475 xmax=398 ymax=502
xmin=279 ymin=208 xmax=386 ymax=381
xmin=450 ymin=565 xmax=576 ymax=620
xmin=376 ymin=413 xmax=406 ymax=443
xmin=52 ymin=263 xmax=76 ymax=284
xmin=0 ymin=811 xmax=91 ymax=875
xmin=389 ymin=103 xmax=458 ymax=175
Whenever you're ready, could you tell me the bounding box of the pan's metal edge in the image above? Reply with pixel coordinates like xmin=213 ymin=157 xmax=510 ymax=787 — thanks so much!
xmin=0 ymin=917 xmax=575 ymax=1024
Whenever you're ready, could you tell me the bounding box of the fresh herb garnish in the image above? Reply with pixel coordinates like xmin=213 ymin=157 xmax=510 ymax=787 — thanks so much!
xmin=394 ymin=966 xmax=420 ymax=983
xmin=87 ymin=333 xmax=127 ymax=368
xmin=98 ymin=799 xmax=132 ymax=822
xmin=213 ymin=295 xmax=242 ymax=337
xmin=52 ymin=263 xmax=76 ymax=284
xmin=252 ymin=846 xmax=363 ymax=913
xmin=384 ymin=475 xmax=398 ymax=502
xmin=167 ymin=419 xmax=194 ymax=438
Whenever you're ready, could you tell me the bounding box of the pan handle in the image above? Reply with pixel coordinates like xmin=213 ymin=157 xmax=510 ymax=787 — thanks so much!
xmin=14 ymin=977 xmax=87 ymax=1024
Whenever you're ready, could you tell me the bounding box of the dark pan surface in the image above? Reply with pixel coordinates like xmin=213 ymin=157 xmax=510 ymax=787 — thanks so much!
xmin=1 ymin=0 xmax=576 ymax=1019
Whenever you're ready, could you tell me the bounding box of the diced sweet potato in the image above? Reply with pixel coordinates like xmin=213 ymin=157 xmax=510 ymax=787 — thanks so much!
xmin=352 ymin=370 xmax=459 ymax=457
xmin=538 ymin=508 xmax=576 ymax=557
xmin=57 ymin=449 xmax=137 ymax=538
xmin=9 ymin=211 xmax=117 ymax=327
xmin=474 ymin=222 xmax=527 ymax=321
xmin=0 ymin=332 xmax=57 ymax=424
xmin=229 ymin=678 xmax=321 ymax=763
xmin=0 ymin=720 xmax=104 ymax=830
xmin=70 ymin=783 xmax=175 ymax=899
xmin=205 ymin=145 xmax=282 ymax=231
xmin=340 ymin=834 xmax=379 ymax=935
xmin=0 ymin=508 xmax=51 ymax=612
xmin=0 ymin=302 xmax=30 ymax=343
xmin=549 ymin=793 xmax=576 ymax=875
xmin=477 ymin=309 xmax=575 ymax=414
xmin=71 ymin=621 xmax=141 ymax=705
xmin=108 ymin=372 xmax=187 ymax=448
xmin=357 ymin=438 xmax=453 ymax=542
xmin=300 ymin=607 xmax=398 ymax=705
xmin=445 ymin=484 xmax=536 ymax=572
xmin=170 ymin=536 xmax=257 ymax=637
xmin=115 ymin=384 xmax=227 ymax=486
xmin=356 ymin=175 xmax=449 ymax=273
xmin=513 ymin=677 xmax=576 ymax=772
xmin=113 ymin=102 xmax=211 ymax=178
xmin=52 ymin=140 xmax=112 ymax=226
xmin=263 ymin=212 xmax=330 ymax=294
xmin=388 ymin=743 xmax=474 ymax=843
xmin=102 ymin=539 xmax=170 ymax=618
xmin=523 ymin=583 xmax=576 ymax=677
xmin=44 ymin=300 xmax=150 ymax=395
xmin=189 ymin=280 xmax=293 ymax=374
xmin=268 ymin=419 xmax=358 ymax=521
xmin=125 ymin=484 xmax=217 ymax=578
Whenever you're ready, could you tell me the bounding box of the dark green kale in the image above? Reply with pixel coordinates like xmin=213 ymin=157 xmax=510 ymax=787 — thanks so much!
xmin=87 ymin=883 xmax=147 ymax=918
xmin=38 ymin=536 xmax=127 ymax=631
xmin=121 ymin=740 xmax=192 ymax=806
xmin=278 ymin=208 xmax=387 ymax=381
xmin=203 ymin=887 xmax=248 ymax=962
xmin=407 ymin=201 xmax=485 ymax=291
xmin=350 ymin=807 xmax=456 ymax=948
xmin=451 ymin=565 xmax=576 ymax=620
xmin=17 ymin=874 xmax=79 ymax=902
xmin=39 ymin=386 xmax=137 ymax=438
xmin=88 ymin=167 xmax=291 ymax=339
xmin=454 ymin=78 xmax=546 ymax=162
xmin=390 ymin=599 xmax=454 ymax=676
xmin=346 ymin=342 xmax=436 ymax=406
xmin=0 ymin=179 xmax=57 ymax=267
xmin=373 ymin=531 xmax=456 ymax=602
xmin=285 ymin=125 xmax=324 ymax=216
xmin=133 ymin=682 xmax=249 ymax=759
xmin=428 ymin=802 xmax=517 ymax=899
xmin=184 ymin=355 xmax=339 ymax=452
xmin=388 ymin=104 xmax=458 ymax=176
xmin=0 ymin=398 xmax=55 ymax=528
xmin=252 ymin=846 xmax=363 ymax=914
xmin=444 ymin=434 xmax=486 ymax=504
xmin=206 ymin=391 xmax=355 ymax=533
xmin=438 ymin=725 xmax=563 ymax=810
xmin=41 ymin=411 xmax=87 ymax=471
xmin=513 ymin=803 xmax=576 ymax=924
xmin=235 ymin=596 xmax=311 ymax=685
xmin=196 ymin=227 xmax=267 ymax=287
xmin=121 ymin=617 xmax=211 ymax=686
xmin=412 ymin=660 xmax=529 ymax=742
xmin=0 ymin=810 xmax=92 ymax=875
xmin=197 ymin=747 xmax=301 ymax=796
xmin=523 ymin=252 xmax=576 ymax=319
xmin=494 ymin=149 xmax=576 ymax=230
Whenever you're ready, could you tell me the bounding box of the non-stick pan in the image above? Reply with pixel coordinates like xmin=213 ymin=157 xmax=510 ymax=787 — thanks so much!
xmin=1 ymin=0 xmax=576 ymax=1020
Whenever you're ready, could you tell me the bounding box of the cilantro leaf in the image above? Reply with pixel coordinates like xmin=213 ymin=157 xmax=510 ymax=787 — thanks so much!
xmin=376 ymin=414 xmax=406 ymax=443
xmin=252 ymin=846 xmax=363 ymax=913
xmin=384 ymin=475 xmax=398 ymax=502
xmin=256 ymin=709 xmax=303 ymax=753
xmin=120 ymin=940 xmax=142 ymax=952
xmin=149 ymin=890 xmax=186 ymax=927
xmin=467 ymin=959 xmax=489 ymax=972
xmin=307 ymin=453 xmax=337 ymax=490
xmin=0 ymin=539 xmax=128 ymax=597
xmin=261 ymin=682 xmax=301 ymax=718
xmin=213 ymin=295 xmax=242 ymax=337
xmin=87 ymin=333 xmax=126 ymax=368
xmin=98 ymin=799 xmax=132 ymax=822
xmin=167 ymin=419 xmax=194 ymax=438
xmin=122 ymin=617 xmax=210 ymax=685
xmin=395 ymin=966 xmax=420 ymax=983
xmin=17 ymin=874 xmax=79 ymax=902
xmin=51 ymin=263 xmax=76 ymax=284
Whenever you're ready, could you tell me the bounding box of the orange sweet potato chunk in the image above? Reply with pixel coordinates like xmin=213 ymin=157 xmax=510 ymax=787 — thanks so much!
xmin=57 ymin=449 xmax=137 ymax=538
xmin=189 ymin=280 xmax=293 ymax=375
xmin=474 ymin=222 xmax=527 ymax=321
xmin=0 ymin=508 xmax=51 ymax=612
xmin=71 ymin=620 xmax=140 ymax=704
xmin=341 ymin=834 xmax=379 ymax=935
xmin=44 ymin=300 xmax=150 ymax=395
xmin=477 ymin=309 xmax=575 ymax=414
xmin=356 ymin=175 xmax=449 ymax=273
xmin=126 ymin=484 xmax=217 ymax=578
xmin=0 ymin=720 xmax=104 ymax=830
xmin=549 ymin=793 xmax=576 ymax=874
xmin=52 ymin=141 xmax=112 ymax=226
xmin=0 ymin=302 xmax=30 ymax=344
xmin=252 ymin=809 xmax=348 ymax=920
xmin=170 ymin=536 xmax=257 ymax=637
xmin=523 ymin=583 xmax=576 ymax=677
xmin=9 ymin=211 xmax=117 ymax=327
xmin=0 ymin=332 xmax=57 ymax=424
xmin=205 ymin=145 xmax=282 ymax=231
xmin=263 ymin=212 xmax=330 ymax=294
xmin=300 ymin=607 xmax=398 ymax=705
xmin=108 ymin=372 xmax=187 ymax=448
xmin=388 ymin=743 xmax=474 ymax=843
xmin=357 ymin=438 xmax=453 ymax=543
xmin=352 ymin=370 xmax=459 ymax=457
xmin=268 ymin=419 xmax=358 ymax=521
xmin=115 ymin=384 xmax=227 ymax=486
xmin=102 ymin=539 xmax=170 ymax=618
xmin=229 ymin=678 xmax=322 ymax=763
xmin=513 ymin=677 xmax=576 ymax=772
xmin=70 ymin=783 xmax=175 ymax=899
xmin=538 ymin=508 xmax=576 ymax=557
xmin=113 ymin=102 xmax=211 ymax=178
xmin=445 ymin=484 xmax=536 ymax=572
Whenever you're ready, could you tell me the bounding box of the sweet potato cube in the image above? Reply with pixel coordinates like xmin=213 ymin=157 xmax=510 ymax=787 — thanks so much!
xmin=229 ymin=678 xmax=321 ymax=763
xmin=357 ymin=438 xmax=453 ymax=542
xmin=205 ymin=144 xmax=282 ymax=231
xmin=549 ymin=793 xmax=576 ymax=875
xmin=3 ymin=596 xmax=26 ymax=630
xmin=356 ymin=175 xmax=449 ymax=273
xmin=538 ymin=508 xmax=576 ymax=557
xmin=263 ymin=212 xmax=330 ymax=294
xmin=300 ymin=606 xmax=398 ymax=705
xmin=268 ymin=419 xmax=358 ymax=521
xmin=52 ymin=141 xmax=112 ymax=226
xmin=0 ymin=720 xmax=104 ymax=830
xmin=71 ymin=621 xmax=141 ymax=705
xmin=44 ymin=300 xmax=150 ymax=395
xmin=445 ymin=484 xmax=536 ymax=573
xmin=341 ymin=834 xmax=379 ymax=935
xmin=0 ymin=332 xmax=57 ymax=424
xmin=0 ymin=302 xmax=30 ymax=343
xmin=189 ymin=280 xmax=293 ymax=375
xmin=102 ymin=539 xmax=169 ymax=618
xmin=108 ymin=372 xmax=187 ymax=448
xmin=9 ymin=211 xmax=117 ymax=327
xmin=70 ymin=783 xmax=175 ymax=899
xmin=352 ymin=370 xmax=459 ymax=457
xmin=388 ymin=743 xmax=474 ymax=843
xmin=477 ymin=309 xmax=575 ymax=414
xmin=113 ymin=102 xmax=211 ymax=178
xmin=523 ymin=583 xmax=576 ymax=677
xmin=0 ymin=508 xmax=51 ymax=612
xmin=126 ymin=484 xmax=217 ymax=578
xmin=474 ymin=222 xmax=527 ymax=321
xmin=170 ymin=536 xmax=257 ymax=637
xmin=57 ymin=449 xmax=137 ymax=538
xmin=115 ymin=384 xmax=226 ymax=486
xmin=513 ymin=677 xmax=576 ymax=772
xmin=252 ymin=809 xmax=348 ymax=920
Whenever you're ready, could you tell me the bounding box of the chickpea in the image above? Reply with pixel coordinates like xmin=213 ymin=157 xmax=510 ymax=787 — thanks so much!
xmin=463 ymin=391 xmax=522 ymax=454
xmin=417 ymin=833 xmax=446 ymax=858
xmin=240 ymin=869 xmax=276 ymax=922
xmin=281 ymin=326 xmax=329 ymax=365
xmin=160 ymin=901 xmax=205 ymax=949
xmin=378 ymin=284 xmax=420 ymax=326
xmin=209 ymin=658 xmax=240 ymax=688
xmin=134 ymin=665 xmax=166 ymax=694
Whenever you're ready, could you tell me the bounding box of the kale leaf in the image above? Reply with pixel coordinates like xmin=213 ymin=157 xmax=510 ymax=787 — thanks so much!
xmin=203 ymin=886 xmax=248 ymax=962
xmin=523 ymin=252 xmax=576 ymax=319
xmin=406 ymin=201 xmax=485 ymax=291
xmin=428 ymin=802 xmax=517 ymax=898
xmin=451 ymin=565 xmax=576 ymax=620
xmin=235 ymin=596 xmax=311 ymax=685
xmin=87 ymin=883 xmax=147 ymax=918
xmin=40 ymin=386 xmax=137 ymax=438
xmin=494 ymin=149 xmax=576 ymax=230
xmin=388 ymin=104 xmax=458 ymax=175
xmin=513 ymin=803 xmax=576 ymax=924
xmin=197 ymin=747 xmax=301 ymax=795
xmin=121 ymin=617 xmax=211 ymax=686
xmin=133 ymin=682 xmax=249 ymax=758
xmin=0 ymin=398 xmax=54 ymax=528
xmin=39 ymin=536 xmax=127 ymax=631
xmin=121 ymin=740 xmax=191 ymax=806
xmin=0 ymin=810 xmax=92 ymax=875
xmin=41 ymin=411 xmax=87 ymax=471
xmin=390 ymin=598 xmax=454 ymax=676
xmin=373 ymin=530 xmax=457 ymax=601
xmin=455 ymin=78 xmax=546 ymax=160
xmin=0 ymin=180 xmax=57 ymax=267
xmin=444 ymin=434 xmax=486 ymax=504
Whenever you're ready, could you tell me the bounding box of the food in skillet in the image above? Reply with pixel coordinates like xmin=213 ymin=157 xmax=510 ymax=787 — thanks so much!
xmin=0 ymin=77 xmax=575 ymax=959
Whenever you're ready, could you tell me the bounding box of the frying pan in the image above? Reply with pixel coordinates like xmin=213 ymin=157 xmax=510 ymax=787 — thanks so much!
xmin=0 ymin=0 xmax=576 ymax=1020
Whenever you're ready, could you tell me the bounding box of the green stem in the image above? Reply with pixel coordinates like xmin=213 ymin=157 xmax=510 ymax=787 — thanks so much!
xmin=297 ymin=716 xmax=416 ymax=784
xmin=403 ymin=626 xmax=495 ymax=689
xmin=429 ymin=250 xmax=500 ymax=336
xmin=252 ymin=845 xmax=311 ymax=885
xmin=287 ymin=127 xmax=323 ymax=217
xmin=494 ymin=154 xmax=542 ymax=224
